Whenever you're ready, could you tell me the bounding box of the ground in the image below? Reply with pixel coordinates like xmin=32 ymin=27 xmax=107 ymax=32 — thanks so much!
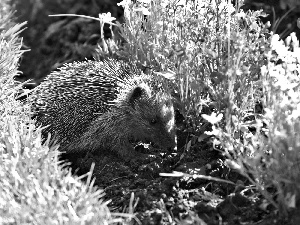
xmin=59 ymin=128 xmax=299 ymax=225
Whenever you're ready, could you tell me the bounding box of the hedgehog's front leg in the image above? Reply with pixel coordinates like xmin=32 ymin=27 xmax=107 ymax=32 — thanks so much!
xmin=111 ymin=139 xmax=150 ymax=162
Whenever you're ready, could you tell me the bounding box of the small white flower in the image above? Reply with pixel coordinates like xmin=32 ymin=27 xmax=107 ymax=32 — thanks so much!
xmin=202 ymin=112 xmax=223 ymax=124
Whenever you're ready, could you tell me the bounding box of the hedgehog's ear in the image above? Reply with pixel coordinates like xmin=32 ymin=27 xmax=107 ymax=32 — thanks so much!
xmin=127 ymin=86 xmax=149 ymax=108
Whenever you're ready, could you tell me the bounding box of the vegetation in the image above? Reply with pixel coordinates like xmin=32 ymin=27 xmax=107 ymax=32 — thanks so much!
xmin=0 ymin=2 xmax=130 ymax=224
xmin=115 ymin=0 xmax=300 ymax=218
xmin=1 ymin=0 xmax=300 ymax=224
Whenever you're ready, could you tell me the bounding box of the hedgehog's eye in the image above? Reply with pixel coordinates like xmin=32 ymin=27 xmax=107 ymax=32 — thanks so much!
xmin=150 ymin=118 xmax=157 ymax=125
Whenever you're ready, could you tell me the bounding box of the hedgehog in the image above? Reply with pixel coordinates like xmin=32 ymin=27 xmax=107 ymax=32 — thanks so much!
xmin=29 ymin=58 xmax=175 ymax=160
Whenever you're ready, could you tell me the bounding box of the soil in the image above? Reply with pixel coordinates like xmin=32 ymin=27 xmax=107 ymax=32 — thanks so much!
xmin=11 ymin=0 xmax=300 ymax=224
xmin=60 ymin=127 xmax=300 ymax=225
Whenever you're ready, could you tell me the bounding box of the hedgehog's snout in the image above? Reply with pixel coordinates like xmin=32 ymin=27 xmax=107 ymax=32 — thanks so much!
xmin=162 ymin=133 xmax=176 ymax=151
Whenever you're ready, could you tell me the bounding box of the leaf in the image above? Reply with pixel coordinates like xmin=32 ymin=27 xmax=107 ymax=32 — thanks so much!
xmin=154 ymin=69 xmax=176 ymax=80
xmin=197 ymin=133 xmax=210 ymax=142
xmin=225 ymin=159 xmax=242 ymax=171
xmin=285 ymin=193 xmax=296 ymax=208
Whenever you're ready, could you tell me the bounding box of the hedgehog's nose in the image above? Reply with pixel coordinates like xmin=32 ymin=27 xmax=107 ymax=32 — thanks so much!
xmin=166 ymin=135 xmax=176 ymax=151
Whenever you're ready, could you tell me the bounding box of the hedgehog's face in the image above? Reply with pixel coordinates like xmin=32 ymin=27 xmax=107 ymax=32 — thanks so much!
xmin=125 ymin=87 xmax=176 ymax=151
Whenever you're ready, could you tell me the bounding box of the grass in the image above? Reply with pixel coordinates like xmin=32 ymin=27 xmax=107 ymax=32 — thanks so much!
xmin=0 ymin=2 xmax=132 ymax=224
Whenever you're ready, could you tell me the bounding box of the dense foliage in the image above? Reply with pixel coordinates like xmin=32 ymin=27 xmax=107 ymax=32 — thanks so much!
xmin=0 ymin=2 xmax=129 ymax=224
xmin=1 ymin=0 xmax=300 ymax=224
xmin=115 ymin=0 xmax=300 ymax=217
